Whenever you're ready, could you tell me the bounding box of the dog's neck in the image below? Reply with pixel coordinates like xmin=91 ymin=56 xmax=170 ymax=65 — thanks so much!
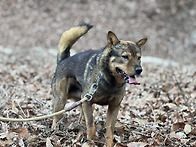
xmin=99 ymin=66 xmax=126 ymax=89
xmin=98 ymin=53 xmax=126 ymax=87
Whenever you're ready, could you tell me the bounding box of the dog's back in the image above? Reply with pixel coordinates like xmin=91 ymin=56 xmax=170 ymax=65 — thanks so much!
xmin=53 ymin=49 xmax=102 ymax=86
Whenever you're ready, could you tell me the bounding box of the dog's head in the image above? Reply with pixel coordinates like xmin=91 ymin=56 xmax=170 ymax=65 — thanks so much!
xmin=105 ymin=31 xmax=147 ymax=85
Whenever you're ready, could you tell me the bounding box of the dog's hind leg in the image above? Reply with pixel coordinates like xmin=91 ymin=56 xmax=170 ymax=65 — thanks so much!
xmin=51 ymin=78 xmax=69 ymax=129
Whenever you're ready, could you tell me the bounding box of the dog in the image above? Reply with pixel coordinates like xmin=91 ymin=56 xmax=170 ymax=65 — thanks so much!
xmin=51 ymin=24 xmax=147 ymax=146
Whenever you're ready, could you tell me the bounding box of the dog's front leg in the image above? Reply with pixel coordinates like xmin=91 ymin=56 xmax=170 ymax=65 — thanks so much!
xmin=105 ymin=104 xmax=120 ymax=147
xmin=82 ymin=101 xmax=97 ymax=140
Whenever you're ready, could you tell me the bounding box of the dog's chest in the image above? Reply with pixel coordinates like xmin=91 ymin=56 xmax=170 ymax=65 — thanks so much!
xmin=91 ymin=85 xmax=125 ymax=105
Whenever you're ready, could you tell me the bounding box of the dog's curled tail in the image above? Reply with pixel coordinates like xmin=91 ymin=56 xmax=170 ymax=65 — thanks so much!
xmin=57 ymin=24 xmax=93 ymax=63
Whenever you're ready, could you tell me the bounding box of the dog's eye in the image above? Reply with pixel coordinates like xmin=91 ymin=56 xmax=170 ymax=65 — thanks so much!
xmin=122 ymin=55 xmax=129 ymax=60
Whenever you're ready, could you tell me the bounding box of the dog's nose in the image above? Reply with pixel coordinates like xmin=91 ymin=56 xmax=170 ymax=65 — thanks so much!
xmin=135 ymin=66 xmax=142 ymax=75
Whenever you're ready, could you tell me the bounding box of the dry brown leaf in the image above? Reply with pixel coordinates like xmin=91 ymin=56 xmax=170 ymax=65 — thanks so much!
xmin=18 ymin=127 xmax=30 ymax=139
xmin=190 ymin=126 xmax=196 ymax=135
xmin=172 ymin=112 xmax=185 ymax=123
xmin=114 ymin=142 xmax=126 ymax=147
xmin=172 ymin=122 xmax=185 ymax=131
xmin=6 ymin=132 xmax=15 ymax=140
xmin=174 ymin=97 xmax=181 ymax=105
xmin=115 ymin=121 xmax=125 ymax=135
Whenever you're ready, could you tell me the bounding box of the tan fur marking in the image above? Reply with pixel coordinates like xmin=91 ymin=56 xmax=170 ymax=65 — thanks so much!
xmin=136 ymin=53 xmax=141 ymax=58
xmin=122 ymin=52 xmax=132 ymax=56
xmin=120 ymin=40 xmax=135 ymax=45
xmin=58 ymin=26 xmax=90 ymax=54
xmin=110 ymin=56 xmax=115 ymax=62
xmin=84 ymin=54 xmax=97 ymax=81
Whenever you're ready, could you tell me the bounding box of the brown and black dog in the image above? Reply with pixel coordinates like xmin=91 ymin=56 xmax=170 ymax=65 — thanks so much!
xmin=51 ymin=24 xmax=147 ymax=146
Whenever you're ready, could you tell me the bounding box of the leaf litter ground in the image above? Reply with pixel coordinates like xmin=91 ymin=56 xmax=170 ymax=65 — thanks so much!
xmin=0 ymin=47 xmax=196 ymax=147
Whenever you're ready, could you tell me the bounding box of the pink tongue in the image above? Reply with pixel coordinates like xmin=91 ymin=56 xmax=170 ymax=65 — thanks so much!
xmin=128 ymin=76 xmax=140 ymax=85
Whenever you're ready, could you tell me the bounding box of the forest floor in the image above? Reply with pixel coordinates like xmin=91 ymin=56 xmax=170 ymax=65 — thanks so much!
xmin=0 ymin=47 xmax=195 ymax=147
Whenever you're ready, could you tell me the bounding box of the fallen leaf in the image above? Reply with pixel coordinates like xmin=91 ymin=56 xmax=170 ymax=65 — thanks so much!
xmin=19 ymin=138 xmax=25 ymax=147
xmin=170 ymin=132 xmax=186 ymax=139
xmin=170 ymin=132 xmax=178 ymax=139
xmin=18 ymin=127 xmax=30 ymax=139
xmin=172 ymin=112 xmax=185 ymax=124
xmin=46 ymin=137 xmax=53 ymax=147
xmin=184 ymin=124 xmax=192 ymax=134
xmin=180 ymin=139 xmax=189 ymax=144
xmin=6 ymin=132 xmax=15 ymax=140
xmin=27 ymin=84 xmax=37 ymax=92
xmin=114 ymin=135 xmax=121 ymax=143
xmin=82 ymin=142 xmax=98 ymax=147
xmin=127 ymin=142 xmax=148 ymax=147
xmin=176 ymin=132 xmax=186 ymax=139
xmin=190 ymin=126 xmax=196 ymax=135
xmin=190 ymin=140 xmax=196 ymax=146
xmin=172 ymin=122 xmax=185 ymax=131
xmin=12 ymin=101 xmax=19 ymax=114
xmin=168 ymin=87 xmax=179 ymax=94
xmin=163 ymin=103 xmax=177 ymax=110
xmin=0 ymin=133 xmax=7 ymax=139
xmin=115 ymin=121 xmax=125 ymax=135
xmin=114 ymin=142 xmax=126 ymax=147
xmin=191 ymin=91 xmax=196 ymax=98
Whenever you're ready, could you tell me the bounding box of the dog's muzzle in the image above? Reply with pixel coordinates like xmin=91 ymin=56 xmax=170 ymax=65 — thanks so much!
xmin=116 ymin=68 xmax=140 ymax=85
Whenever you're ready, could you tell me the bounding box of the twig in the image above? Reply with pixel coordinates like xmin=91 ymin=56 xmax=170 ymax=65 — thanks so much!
xmin=173 ymin=74 xmax=188 ymax=104
xmin=146 ymin=102 xmax=156 ymax=123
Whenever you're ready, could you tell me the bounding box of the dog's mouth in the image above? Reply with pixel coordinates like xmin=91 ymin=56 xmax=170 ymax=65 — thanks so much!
xmin=116 ymin=68 xmax=140 ymax=85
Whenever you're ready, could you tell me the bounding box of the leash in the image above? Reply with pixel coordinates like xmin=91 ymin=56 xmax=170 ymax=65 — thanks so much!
xmin=0 ymin=73 xmax=101 ymax=122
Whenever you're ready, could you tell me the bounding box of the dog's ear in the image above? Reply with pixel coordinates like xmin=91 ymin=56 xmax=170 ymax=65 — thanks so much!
xmin=107 ymin=31 xmax=120 ymax=47
xmin=136 ymin=38 xmax=147 ymax=48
